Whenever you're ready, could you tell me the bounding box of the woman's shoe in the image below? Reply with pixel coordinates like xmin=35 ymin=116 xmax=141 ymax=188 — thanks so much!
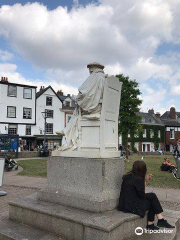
xmin=146 ymin=224 xmax=159 ymax=230
xmin=157 ymin=219 xmax=175 ymax=228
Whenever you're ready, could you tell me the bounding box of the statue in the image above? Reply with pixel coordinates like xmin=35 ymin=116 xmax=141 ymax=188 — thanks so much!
xmin=54 ymin=62 xmax=122 ymax=158
xmin=60 ymin=62 xmax=106 ymax=151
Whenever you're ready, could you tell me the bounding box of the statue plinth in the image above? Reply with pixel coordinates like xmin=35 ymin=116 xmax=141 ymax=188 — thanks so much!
xmin=38 ymin=156 xmax=124 ymax=212
xmin=52 ymin=150 xmax=120 ymax=158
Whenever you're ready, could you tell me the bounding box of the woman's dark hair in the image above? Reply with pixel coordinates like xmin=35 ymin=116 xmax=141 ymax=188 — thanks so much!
xmin=123 ymin=160 xmax=147 ymax=180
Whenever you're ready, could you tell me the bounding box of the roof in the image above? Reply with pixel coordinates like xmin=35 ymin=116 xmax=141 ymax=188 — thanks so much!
xmin=137 ymin=112 xmax=164 ymax=126
xmin=161 ymin=120 xmax=180 ymax=127
xmin=0 ymin=81 xmax=37 ymax=88
xmin=161 ymin=110 xmax=180 ymax=126
xmin=36 ymin=85 xmax=63 ymax=103
xmin=58 ymin=95 xmax=76 ymax=108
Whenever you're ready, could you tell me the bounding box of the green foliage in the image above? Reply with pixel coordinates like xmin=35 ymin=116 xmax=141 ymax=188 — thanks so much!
xmin=116 ymin=74 xmax=142 ymax=145
xmin=128 ymin=125 xmax=165 ymax=147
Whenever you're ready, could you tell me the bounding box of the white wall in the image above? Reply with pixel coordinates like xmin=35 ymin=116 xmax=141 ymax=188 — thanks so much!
xmin=0 ymin=83 xmax=36 ymax=124
xmin=31 ymin=88 xmax=64 ymax=136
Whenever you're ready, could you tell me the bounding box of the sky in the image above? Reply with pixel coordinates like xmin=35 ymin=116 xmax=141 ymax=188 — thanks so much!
xmin=0 ymin=0 xmax=180 ymax=114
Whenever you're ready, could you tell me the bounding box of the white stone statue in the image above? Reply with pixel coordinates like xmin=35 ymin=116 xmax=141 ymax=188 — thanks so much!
xmin=54 ymin=62 xmax=122 ymax=158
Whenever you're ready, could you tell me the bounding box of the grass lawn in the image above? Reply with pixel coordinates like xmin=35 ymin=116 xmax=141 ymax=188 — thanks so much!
xmin=18 ymin=159 xmax=47 ymax=177
xmin=125 ymin=155 xmax=180 ymax=189
xmin=17 ymin=155 xmax=180 ymax=189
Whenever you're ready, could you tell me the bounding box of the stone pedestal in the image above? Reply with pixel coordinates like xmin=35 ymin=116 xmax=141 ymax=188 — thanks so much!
xmin=38 ymin=156 xmax=124 ymax=212
xmin=3 ymin=156 xmax=180 ymax=240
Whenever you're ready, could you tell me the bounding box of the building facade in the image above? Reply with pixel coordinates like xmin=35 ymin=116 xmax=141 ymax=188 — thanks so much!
xmin=57 ymin=90 xmax=76 ymax=128
xmin=127 ymin=110 xmax=165 ymax=152
xmin=0 ymin=77 xmax=36 ymax=151
xmin=32 ymin=86 xmax=64 ymax=150
xmin=161 ymin=107 xmax=180 ymax=152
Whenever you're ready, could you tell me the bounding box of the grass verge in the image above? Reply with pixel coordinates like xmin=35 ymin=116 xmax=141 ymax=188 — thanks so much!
xmin=125 ymin=155 xmax=180 ymax=189
xmin=17 ymin=155 xmax=180 ymax=188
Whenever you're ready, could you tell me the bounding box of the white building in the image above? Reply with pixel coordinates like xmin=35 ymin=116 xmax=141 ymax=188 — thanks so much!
xmin=0 ymin=78 xmax=64 ymax=151
xmin=0 ymin=77 xmax=36 ymax=150
xmin=32 ymin=86 xmax=64 ymax=150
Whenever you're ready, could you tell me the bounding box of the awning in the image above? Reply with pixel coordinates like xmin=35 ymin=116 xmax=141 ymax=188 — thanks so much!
xmin=34 ymin=135 xmax=62 ymax=140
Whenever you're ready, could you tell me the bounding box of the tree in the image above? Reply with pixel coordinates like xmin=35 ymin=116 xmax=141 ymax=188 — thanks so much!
xmin=116 ymin=74 xmax=142 ymax=158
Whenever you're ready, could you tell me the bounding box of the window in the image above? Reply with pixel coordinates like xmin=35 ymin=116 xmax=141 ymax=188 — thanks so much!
xmin=170 ymin=129 xmax=175 ymax=139
xmin=23 ymin=108 xmax=32 ymax=119
xmin=24 ymin=88 xmax=32 ymax=99
xmin=8 ymin=124 xmax=17 ymax=135
xmin=45 ymin=109 xmax=53 ymax=118
xmin=143 ymin=129 xmax=147 ymax=138
xmin=134 ymin=133 xmax=139 ymax=138
xmin=150 ymin=129 xmax=154 ymax=138
xmin=46 ymin=97 xmax=52 ymax=106
xmin=26 ymin=125 xmax=31 ymax=135
xmin=8 ymin=85 xmax=17 ymax=97
xmin=65 ymin=101 xmax=70 ymax=107
xmin=46 ymin=123 xmax=53 ymax=134
xmin=7 ymin=106 xmax=16 ymax=118
xmin=67 ymin=115 xmax=71 ymax=123
xmin=158 ymin=130 xmax=161 ymax=138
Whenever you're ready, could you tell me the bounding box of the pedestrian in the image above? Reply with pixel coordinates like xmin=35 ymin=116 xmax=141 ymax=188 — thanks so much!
xmin=118 ymin=160 xmax=175 ymax=230
xmin=173 ymin=138 xmax=180 ymax=180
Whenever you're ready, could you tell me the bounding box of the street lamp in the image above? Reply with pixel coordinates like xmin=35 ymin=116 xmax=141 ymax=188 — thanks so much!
xmin=41 ymin=110 xmax=49 ymax=151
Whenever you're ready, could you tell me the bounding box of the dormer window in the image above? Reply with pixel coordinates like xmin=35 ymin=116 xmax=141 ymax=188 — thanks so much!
xmin=65 ymin=101 xmax=70 ymax=107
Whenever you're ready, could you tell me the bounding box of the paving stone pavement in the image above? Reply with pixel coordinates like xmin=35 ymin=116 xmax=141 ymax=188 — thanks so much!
xmin=0 ymin=185 xmax=36 ymax=215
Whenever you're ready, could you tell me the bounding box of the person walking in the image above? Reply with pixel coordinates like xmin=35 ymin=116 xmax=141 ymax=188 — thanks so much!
xmin=118 ymin=160 xmax=175 ymax=230
xmin=173 ymin=138 xmax=180 ymax=180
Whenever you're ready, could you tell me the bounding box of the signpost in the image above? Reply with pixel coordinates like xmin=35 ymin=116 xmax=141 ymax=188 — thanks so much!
xmin=0 ymin=158 xmax=7 ymax=196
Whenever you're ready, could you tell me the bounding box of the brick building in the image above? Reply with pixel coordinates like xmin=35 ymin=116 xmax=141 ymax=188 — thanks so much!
xmin=161 ymin=107 xmax=180 ymax=152
xmin=127 ymin=109 xmax=165 ymax=152
xmin=57 ymin=90 xmax=76 ymax=128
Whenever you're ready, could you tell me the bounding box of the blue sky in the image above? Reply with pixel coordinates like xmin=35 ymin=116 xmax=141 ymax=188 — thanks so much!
xmin=0 ymin=0 xmax=180 ymax=114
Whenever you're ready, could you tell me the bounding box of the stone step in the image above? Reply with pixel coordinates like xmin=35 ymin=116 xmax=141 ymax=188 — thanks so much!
xmin=132 ymin=209 xmax=180 ymax=240
xmin=8 ymin=194 xmax=180 ymax=240
xmin=0 ymin=212 xmax=64 ymax=240
xmin=8 ymin=193 xmax=148 ymax=240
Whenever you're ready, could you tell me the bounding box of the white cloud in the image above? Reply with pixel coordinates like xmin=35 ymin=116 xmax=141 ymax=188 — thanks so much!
xmin=0 ymin=63 xmax=78 ymax=95
xmin=140 ymin=83 xmax=167 ymax=112
xmin=0 ymin=1 xmax=180 ymax=111
xmin=0 ymin=49 xmax=14 ymax=61
xmin=171 ymin=85 xmax=180 ymax=95
xmin=0 ymin=1 xmax=174 ymax=71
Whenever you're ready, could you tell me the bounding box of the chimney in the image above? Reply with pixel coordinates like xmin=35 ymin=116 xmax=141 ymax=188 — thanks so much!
xmin=148 ymin=109 xmax=154 ymax=114
xmin=155 ymin=112 xmax=161 ymax=119
xmin=170 ymin=107 xmax=176 ymax=119
xmin=57 ymin=90 xmax=63 ymax=96
xmin=1 ymin=76 xmax=8 ymax=82
xmin=67 ymin=94 xmax=70 ymax=97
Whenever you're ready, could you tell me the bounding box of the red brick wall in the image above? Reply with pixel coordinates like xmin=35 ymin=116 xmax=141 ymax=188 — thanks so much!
xmin=165 ymin=131 xmax=180 ymax=145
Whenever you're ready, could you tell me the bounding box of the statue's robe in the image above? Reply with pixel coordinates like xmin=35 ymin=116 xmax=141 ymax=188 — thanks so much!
xmin=61 ymin=68 xmax=105 ymax=151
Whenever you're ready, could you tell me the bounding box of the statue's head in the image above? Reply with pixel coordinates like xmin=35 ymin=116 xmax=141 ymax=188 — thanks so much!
xmin=87 ymin=62 xmax=104 ymax=74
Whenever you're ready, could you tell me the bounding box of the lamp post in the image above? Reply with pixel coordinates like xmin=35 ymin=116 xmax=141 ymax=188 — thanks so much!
xmin=41 ymin=110 xmax=52 ymax=157
xmin=41 ymin=110 xmax=48 ymax=150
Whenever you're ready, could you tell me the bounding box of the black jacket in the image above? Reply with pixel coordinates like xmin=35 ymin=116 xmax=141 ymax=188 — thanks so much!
xmin=118 ymin=173 xmax=146 ymax=218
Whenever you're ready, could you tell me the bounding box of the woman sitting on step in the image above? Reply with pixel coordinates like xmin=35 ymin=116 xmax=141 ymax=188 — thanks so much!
xmin=118 ymin=160 xmax=175 ymax=230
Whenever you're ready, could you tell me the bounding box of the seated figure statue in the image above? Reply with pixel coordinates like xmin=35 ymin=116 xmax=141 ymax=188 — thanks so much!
xmin=60 ymin=62 xmax=106 ymax=151
xmin=54 ymin=62 xmax=122 ymax=158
